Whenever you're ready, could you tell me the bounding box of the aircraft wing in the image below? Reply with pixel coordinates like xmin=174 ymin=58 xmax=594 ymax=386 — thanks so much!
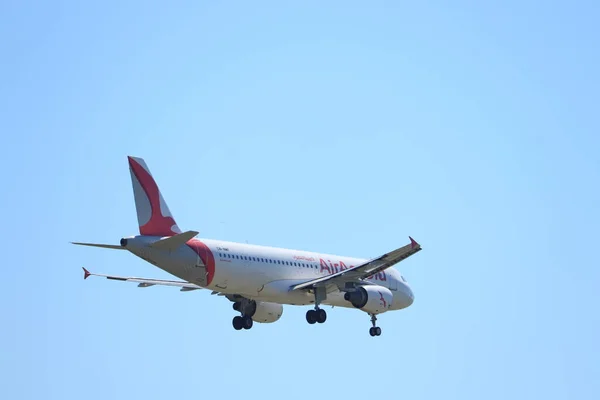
xmin=290 ymin=237 xmax=422 ymax=291
xmin=81 ymin=267 xmax=202 ymax=291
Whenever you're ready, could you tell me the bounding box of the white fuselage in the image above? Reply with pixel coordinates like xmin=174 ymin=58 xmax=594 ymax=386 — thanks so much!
xmin=123 ymin=236 xmax=415 ymax=311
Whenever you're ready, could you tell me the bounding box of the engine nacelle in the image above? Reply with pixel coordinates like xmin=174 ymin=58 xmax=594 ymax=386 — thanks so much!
xmin=344 ymin=285 xmax=393 ymax=314
xmin=251 ymin=301 xmax=283 ymax=323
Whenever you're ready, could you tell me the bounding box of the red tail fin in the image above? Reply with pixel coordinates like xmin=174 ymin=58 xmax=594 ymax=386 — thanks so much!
xmin=128 ymin=156 xmax=181 ymax=236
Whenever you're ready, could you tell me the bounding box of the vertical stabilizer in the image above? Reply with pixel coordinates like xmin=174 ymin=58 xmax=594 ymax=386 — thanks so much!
xmin=127 ymin=156 xmax=182 ymax=236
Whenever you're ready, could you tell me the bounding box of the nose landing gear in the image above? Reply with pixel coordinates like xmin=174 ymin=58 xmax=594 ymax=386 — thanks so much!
xmin=369 ymin=313 xmax=382 ymax=337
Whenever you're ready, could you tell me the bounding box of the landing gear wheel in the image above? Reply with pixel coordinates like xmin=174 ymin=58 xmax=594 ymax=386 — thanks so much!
xmin=242 ymin=316 xmax=253 ymax=330
xmin=369 ymin=327 xmax=382 ymax=336
xmin=368 ymin=313 xmax=381 ymax=337
xmin=316 ymin=308 xmax=327 ymax=323
xmin=233 ymin=302 xmax=241 ymax=311
xmin=233 ymin=316 xmax=243 ymax=330
xmin=306 ymin=310 xmax=317 ymax=324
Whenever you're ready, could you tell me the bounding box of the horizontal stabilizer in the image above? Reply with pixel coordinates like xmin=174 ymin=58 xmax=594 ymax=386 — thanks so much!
xmin=72 ymin=242 xmax=124 ymax=250
xmin=150 ymin=230 xmax=199 ymax=250
xmin=82 ymin=267 xmax=202 ymax=290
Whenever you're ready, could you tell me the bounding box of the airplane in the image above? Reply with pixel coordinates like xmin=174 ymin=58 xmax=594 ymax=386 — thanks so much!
xmin=73 ymin=156 xmax=422 ymax=337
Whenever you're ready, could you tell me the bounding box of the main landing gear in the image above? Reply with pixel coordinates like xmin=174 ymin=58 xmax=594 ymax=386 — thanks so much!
xmin=369 ymin=313 xmax=382 ymax=337
xmin=306 ymin=286 xmax=327 ymax=325
xmin=232 ymin=315 xmax=253 ymax=330
xmin=306 ymin=308 xmax=327 ymax=324
xmin=232 ymin=298 xmax=256 ymax=331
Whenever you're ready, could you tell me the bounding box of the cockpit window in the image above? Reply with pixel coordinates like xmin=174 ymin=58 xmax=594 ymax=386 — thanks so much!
xmin=401 ymin=275 xmax=407 ymax=282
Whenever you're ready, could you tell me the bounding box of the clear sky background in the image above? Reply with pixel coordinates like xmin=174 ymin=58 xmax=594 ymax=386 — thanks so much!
xmin=1 ymin=1 xmax=599 ymax=399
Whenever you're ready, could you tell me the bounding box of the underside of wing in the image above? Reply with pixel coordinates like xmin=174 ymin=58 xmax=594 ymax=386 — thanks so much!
xmin=82 ymin=267 xmax=202 ymax=291
xmin=291 ymin=237 xmax=422 ymax=291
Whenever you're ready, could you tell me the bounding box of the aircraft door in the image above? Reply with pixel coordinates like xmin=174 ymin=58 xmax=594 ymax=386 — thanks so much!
xmin=191 ymin=245 xmax=208 ymax=286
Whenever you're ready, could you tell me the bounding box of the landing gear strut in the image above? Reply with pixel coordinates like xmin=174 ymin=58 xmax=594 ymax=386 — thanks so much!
xmin=306 ymin=286 xmax=327 ymax=324
xmin=232 ymin=298 xmax=256 ymax=331
xmin=369 ymin=313 xmax=382 ymax=337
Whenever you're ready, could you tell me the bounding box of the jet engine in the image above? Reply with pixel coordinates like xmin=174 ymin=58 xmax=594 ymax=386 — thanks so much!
xmin=251 ymin=301 xmax=284 ymax=323
xmin=344 ymin=285 xmax=393 ymax=314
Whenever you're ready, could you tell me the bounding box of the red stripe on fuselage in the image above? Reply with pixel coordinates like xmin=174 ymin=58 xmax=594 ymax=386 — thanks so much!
xmin=128 ymin=157 xmax=178 ymax=236
xmin=186 ymin=239 xmax=215 ymax=286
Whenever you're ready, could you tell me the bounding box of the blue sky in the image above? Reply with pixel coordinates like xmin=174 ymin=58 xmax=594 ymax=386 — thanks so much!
xmin=1 ymin=1 xmax=599 ymax=399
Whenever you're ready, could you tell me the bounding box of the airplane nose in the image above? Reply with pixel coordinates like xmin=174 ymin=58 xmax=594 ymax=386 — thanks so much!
xmin=405 ymin=286 xmax=414 ymax=305
xmin=402 ymin=284 xmax=414 ymax=307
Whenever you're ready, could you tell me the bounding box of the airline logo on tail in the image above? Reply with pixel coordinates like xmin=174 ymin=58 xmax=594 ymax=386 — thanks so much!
xmin=128 ymin=156 xmax=182 ymax=236
xmin=127 ymin=156 xmax=216 ymax=286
